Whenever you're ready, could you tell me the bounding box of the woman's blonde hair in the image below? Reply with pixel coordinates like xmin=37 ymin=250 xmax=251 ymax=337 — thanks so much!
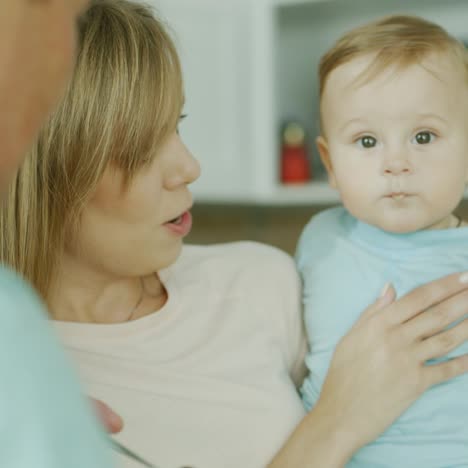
xmin=319 ymin=15 xmax=468 ymax=99
xmin=0 ymin=0 xmax=183 ymax=302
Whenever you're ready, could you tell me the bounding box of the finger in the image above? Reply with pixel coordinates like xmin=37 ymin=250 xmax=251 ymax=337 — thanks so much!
xmin=91 ymin=399 xmax=124 ymax=434
xmin=356 ymin=282 xmax=396 ymax=323
xmin=388 ymin=272 xmax=468 ymax=325
xmin=418 ymin=317 xmax=468 ymax=362
xmin=404 ymin=288 xmax=468 ymax=340
xmin=423 ymin=353 xmax=468 ymax=389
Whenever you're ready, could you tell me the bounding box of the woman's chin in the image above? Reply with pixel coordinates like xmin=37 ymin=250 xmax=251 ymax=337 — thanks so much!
xmin=153 ymin=240 xmax=184 ymax=271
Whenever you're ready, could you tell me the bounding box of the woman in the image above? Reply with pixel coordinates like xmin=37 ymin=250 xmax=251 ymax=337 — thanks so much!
xmin=1 ymin=1 xmax=467 ymax=467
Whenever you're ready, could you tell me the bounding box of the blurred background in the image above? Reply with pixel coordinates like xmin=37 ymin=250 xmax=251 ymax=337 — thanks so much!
xmin=153 ymin=0 xmax=468 ymax=254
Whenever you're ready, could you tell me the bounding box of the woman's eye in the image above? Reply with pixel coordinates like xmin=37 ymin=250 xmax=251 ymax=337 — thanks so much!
xmin=177 ymin=114 xmax=187 ymax=136
xmin=412 ymin=131 xmax=436 ymax=145
xmin=356 ymin=135 xmax=377 ymax=148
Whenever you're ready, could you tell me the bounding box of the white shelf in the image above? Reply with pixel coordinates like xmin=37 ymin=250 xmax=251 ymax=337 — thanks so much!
xmin=267 ymin=181 xmax=339 ymax=205
xmin=270 ymin=0 xmax=330 ymax=7
xmin=209 ymin=183 xmax=468 ymax=206
xmin=194 ymin=183 xmax=468 ymax=206
xmin=194 ymin=181 xmax=340 ymax=205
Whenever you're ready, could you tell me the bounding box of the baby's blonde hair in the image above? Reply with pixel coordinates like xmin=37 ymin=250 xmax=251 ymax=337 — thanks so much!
xmin=319 ymin=15 xmax=468 ymax=102
xmin=0 ymin=0 xmax=183 ymax=302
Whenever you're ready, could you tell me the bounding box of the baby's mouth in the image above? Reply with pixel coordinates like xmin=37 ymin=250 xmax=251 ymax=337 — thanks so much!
xmin=385 ymin=191 xmax=414 ymax=201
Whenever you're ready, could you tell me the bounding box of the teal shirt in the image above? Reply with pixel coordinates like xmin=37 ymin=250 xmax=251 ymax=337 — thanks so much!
xmin=296 ymin=207 xmax=468 ymax=468
xmin=0 ymin=267 xmax=113 ymax=467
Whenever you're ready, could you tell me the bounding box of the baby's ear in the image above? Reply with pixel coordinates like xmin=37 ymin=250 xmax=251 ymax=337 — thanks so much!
xmin=316 ymin=136 xmax=336 ymax=188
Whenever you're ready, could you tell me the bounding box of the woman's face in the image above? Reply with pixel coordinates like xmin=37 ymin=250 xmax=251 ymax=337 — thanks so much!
xmin=68 ymin=133 xmax=201 ymax=276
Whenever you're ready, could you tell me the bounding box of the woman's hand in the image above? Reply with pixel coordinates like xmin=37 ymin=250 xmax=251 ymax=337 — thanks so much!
xmin=269 ymin=272 xmax=468 ymax=468
xmin=91 ymin=398 xmax=124 ymax=434
xmin=320 ymin=274 xmax=468 ymax=454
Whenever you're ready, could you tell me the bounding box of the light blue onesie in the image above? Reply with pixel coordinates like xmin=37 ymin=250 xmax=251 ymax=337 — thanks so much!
xmin=296 ymin=206 xmax=468 ymax=468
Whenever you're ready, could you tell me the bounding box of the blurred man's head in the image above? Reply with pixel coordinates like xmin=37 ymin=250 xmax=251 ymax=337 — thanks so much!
xmin=0 ymin=0 xmax=89 ymax=191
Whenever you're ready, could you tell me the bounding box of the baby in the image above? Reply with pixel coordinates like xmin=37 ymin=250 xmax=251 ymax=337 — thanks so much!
xmin=297 ymin=15 xmax=468 ymax=467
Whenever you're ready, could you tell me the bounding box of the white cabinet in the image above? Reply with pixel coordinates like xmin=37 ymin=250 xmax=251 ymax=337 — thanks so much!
xmin=151 ymin=0 xmax=468 ymax=205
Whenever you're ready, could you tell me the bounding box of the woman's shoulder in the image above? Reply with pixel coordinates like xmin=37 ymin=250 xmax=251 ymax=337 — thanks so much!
xmin=171 ymin=241 xmax=298 ymax=284
xmin=182 ymin=241 xmax=295 ymax=268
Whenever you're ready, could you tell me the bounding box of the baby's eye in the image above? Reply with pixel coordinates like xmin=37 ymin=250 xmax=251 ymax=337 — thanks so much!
xmin=356 ymin=135 xmax=377 ymax=148
xmin=412 ymin=131 xmax=436 ymax=145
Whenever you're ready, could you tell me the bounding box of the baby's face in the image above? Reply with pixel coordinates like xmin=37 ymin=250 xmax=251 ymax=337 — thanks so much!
xmin=318 ymin=52 xmax=468 ymax=233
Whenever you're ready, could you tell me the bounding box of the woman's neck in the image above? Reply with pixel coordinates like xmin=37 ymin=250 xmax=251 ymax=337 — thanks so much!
xmin=49 ymin=255 xmax=167 ymax=324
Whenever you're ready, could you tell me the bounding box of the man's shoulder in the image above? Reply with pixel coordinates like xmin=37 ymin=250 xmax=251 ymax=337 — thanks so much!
xmin=0 ymin=266 xmax=47 ymax=324
xmin=0 ymin=266 xmax=31 ymax=292
xmin=0 ymin=272 xmax=113 ymax=468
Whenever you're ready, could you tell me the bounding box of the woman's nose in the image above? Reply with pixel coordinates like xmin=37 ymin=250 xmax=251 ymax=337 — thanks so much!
xmin=184 ymin=151 xmax=201 ymax=184
xmin=165 ymin=143 xmax=201 ymax=189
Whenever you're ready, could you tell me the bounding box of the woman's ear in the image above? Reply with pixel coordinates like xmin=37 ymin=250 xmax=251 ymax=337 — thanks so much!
xmin=316 ymin=136 xmax=337 ymax=188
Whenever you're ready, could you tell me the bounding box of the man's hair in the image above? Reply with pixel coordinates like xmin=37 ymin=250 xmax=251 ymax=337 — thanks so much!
xmin=319 ymin=15 xmax=468 ymax=99
xmin=0 ymin=0 xmax=183 ymax=301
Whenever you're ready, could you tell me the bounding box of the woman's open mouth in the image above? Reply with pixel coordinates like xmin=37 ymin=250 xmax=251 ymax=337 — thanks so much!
xmin=164 ymin=211 xmax=193 ymax=237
